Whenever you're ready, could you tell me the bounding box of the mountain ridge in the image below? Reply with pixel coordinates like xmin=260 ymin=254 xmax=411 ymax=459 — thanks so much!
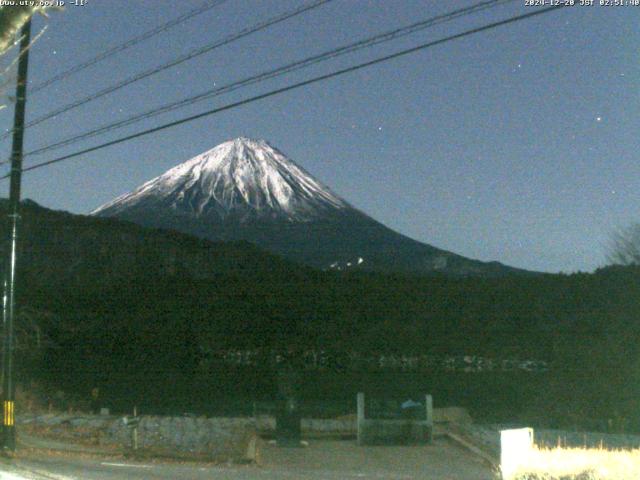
xmin=93 ymin=137 xmax=530 ymax=276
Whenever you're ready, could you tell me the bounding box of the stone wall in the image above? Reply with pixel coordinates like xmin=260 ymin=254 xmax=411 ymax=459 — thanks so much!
xmin=108 ymin=415 xmax=254 ymax=457
xmin=17 ymin=413 xmax=255 ymax=460
xmin=17 ymin=407 xmax=469 ymax=457
xmin=16 ymin=412 xmax=355 ymax=455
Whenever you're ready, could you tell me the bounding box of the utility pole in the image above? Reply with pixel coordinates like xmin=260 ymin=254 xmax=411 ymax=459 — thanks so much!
xmin=2 ymin=19 xmax=32 ymax=452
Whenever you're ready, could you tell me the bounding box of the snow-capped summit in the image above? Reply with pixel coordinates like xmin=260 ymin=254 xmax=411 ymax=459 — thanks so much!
xmin=93 ymin=138 xmax=526 ymax=276
xmin=93 ymin=137 xmax=347 ymax=222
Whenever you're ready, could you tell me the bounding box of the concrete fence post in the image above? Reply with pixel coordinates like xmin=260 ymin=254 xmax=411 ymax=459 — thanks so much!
xmin=357 ymin=392 xmax=365 ymax=445
xmin=425 ymin=394 xmax=433 ymax=443
xmin=500 ymin=427 xmax=534 ymax=480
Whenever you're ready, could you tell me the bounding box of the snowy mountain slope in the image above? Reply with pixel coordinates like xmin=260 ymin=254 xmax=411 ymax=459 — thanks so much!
xmin=93 ymin=138 xmax=346 ymax=222
xmin=93 ymin=137 xmax=526 ymax=276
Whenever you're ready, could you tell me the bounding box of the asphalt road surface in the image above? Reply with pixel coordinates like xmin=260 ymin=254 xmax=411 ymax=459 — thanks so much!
xmin=1 ymin=438 xmax=497 ymax=480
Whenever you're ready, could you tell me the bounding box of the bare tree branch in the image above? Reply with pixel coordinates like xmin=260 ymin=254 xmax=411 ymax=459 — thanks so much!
xmin=607 ymin=224 xmax=640 ymax=266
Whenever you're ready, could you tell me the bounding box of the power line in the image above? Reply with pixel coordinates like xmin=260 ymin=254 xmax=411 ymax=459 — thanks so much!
xmin=24 ymin=0 xmax=516 ymax=159
xmin=0 ymin=0 xmax=332 ymax=141
xmin=30 ymin=0 xmax=230 ymax=94
xmin=2 ymin=5 xmax=566 ymax=180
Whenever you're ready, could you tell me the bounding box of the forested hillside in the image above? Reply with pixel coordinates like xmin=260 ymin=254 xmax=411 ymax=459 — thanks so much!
xmin=3 ymin=200 xmax=639 ymax=430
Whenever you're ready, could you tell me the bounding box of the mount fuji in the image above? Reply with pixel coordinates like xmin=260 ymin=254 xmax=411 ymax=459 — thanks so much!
xmin=93 ymin=137 xmax=523 ymax=276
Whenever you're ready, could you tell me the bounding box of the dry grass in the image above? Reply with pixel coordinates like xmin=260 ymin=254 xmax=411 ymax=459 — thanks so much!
xmin=504 ymin=445 xmax=640 ymax=480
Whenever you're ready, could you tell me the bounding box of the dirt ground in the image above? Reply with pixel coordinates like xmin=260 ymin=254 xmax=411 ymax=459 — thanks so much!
xmin=3 ymin=436 xmax=498 ymax=479
xmin=258 ymin=437 xmax=497 ymax=480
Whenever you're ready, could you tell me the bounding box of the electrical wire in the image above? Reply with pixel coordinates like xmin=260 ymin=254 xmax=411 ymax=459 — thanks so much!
xmin=30 ymin=0 xmax=230 ymax=94
xmin=1 ymin=4 xmax=566 ymax=180
xmin=0 ymin=0 xmax=333 ymax=141
xmin=24 ymin=0 xmax=516 ymax=159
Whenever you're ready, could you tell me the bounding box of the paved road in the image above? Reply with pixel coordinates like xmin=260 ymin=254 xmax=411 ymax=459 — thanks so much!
xmin=1 ymin=438 xmax=497 ymax=480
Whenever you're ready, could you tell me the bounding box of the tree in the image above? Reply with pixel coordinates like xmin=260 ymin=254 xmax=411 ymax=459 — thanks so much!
xmin=607 ymin=224 xmax=640 ymax=266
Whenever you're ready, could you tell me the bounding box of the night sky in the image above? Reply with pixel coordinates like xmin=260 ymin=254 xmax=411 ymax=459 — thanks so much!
xmin=0 ymin=0 xmax=637 ymax=273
